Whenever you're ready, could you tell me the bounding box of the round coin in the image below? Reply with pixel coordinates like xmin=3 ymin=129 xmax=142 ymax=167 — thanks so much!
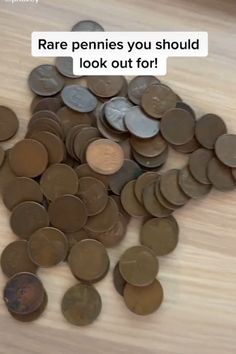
xmin=128 ymin=76 xmax=160 ymax=105
xmin=178 ymin=166 xmax=212 ymax=199
xmin=104 ymin=97 xmax=133 ymax=132
xmin=132 ymin=146 xmax=168 ymax=169
xmin=121 ymin=180 xmax=149 ymax=217
xmin=87 ymin=76 xmax=124 ymax=98
xmin=125 ymin=106 xmax=159 ymax=139
xmin=31 ymin=96 xmax=62 ymax=113
xmin=0 ymin=106 xmax=19 ymax=141
xmin=189 ymin=148 xmax=213 ymax=184
xmin=155 ymin=179 xmax=180 ymax=211
xmin=55 ymin=57 xmax=80 ymax=78
xmin=57 ymin=107 xmax=93 ymax=135
xmin=130 ymin=133 xmax=167 ymax=158
xmin=143 ymin=181 xmax=173 ymax=218
xmin=28 ymin=64 xmax=64 ymax=96
xmin=134 ymin=172 xmax=159 ymax=202
xmin=75 ymin=163 xmax=109 ymax=187
xmin=160 ymin=169 xmax=189 ymax=206
xmin=171 ymin=136 xmax=200 ymax=154
xmin=207 ymin=157 xmax=236 ymax=191
xmin=61 ymin=85 xmax=97 ymax=112
xmin=195 ymin=114 xmax=227 ymax=149
xmin=66 ymin=229 xmax=89 ymax=251
xmin=215 ymin=134 xmax=236 ymax=168
xmin=72 ymin=20 xmax=104 ymax=32
xmin=113 ymin=262 xmax=126 ymax=296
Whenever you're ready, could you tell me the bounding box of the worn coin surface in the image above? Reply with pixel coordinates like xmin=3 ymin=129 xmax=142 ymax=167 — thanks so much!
xmin=155 ymin=179 xmax=180 ymax=211
xmin=61 ymin=283 xmax=102 ymax=326
xmin=119 ymin=246 xmax=158 ymax=287
xmin=134 ymin=172 xmax=159 ymax=202
xmin=86 ymin=139 xmax=124 ymax=175
xmin=66 ymin=229 xmax=89 ymax=251
xmin=172 ymin=136 xmax=200 ymax=154
xmin=87 ymin=76 xmax=124 ymax=98
xmin=10 ymin=201 xmax=49 ymax=239
xmin=72 ymin=20 xmax=104 ymax=31
xmin=31 ymin=96 xmax=63 ymax=113
xmin=143 ymin=181 xmax=173 ymax=218
xmin=124 ymin=279 xmax=163 ymax=315
xmin=57 ymin=107 xmax=93 ymax=135
xmin=160 ymin=169 xmax=189 ymax=206
xmin=176 ymin=101 xmax=196 ymax=118
xmin=62 ymin=85 xmax=97 ymax=112
xmin=125 ymin=106 xmax=159 ymax=139
xmin=128 ymin=76 xmax=160 ymax=105
xmin=113 ymin=262 xmax=126 ymax=296
xmin=189 ymin=148 xmax=213 ymax=184
xmin=75 ymin=163 xmax=109 ymax=187
xmin=28 ymin=227 xmax=68 ymax=267
xmin=104 ymin=97 xmax=133 ymax=132
xmin=140 ymin=217 xmax=179 ymax=256
xmin=207 ymin=157 xmax=236 ymax=191
xmin=179 ymin=166 xmax=212 ymax=199
xmin=55 ymin=57 xmax=80 ymax=78
xmin=0 ymin=150 xmax=16 ymax=193
xmin=1 ymin=240 xmax=38 ymax=277
xmin=0 ymin=146 xmax=5 ymax=167
xmin=132 ymin=146 xmax=168 ymax=169
xmin=73 ymin=127 xmax=100 ymax=161
xmin=28 ymin=64 xmax=65 ymax=96
xmin=215 ymin=134 xmax=236 ymax=168
xmin=121 ymin=180 xmax=149 ymax=217
xmin=195 ymin=114 xmax=227 ymax=149
xmin=0 ymin=106 xmax=19 ymax=141
xmin=130 ymin=133 xmax=167 ymax=158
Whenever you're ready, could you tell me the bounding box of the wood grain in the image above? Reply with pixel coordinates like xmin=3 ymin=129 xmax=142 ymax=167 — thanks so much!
xmin=0 ymin=1 xmax=236 ymax=353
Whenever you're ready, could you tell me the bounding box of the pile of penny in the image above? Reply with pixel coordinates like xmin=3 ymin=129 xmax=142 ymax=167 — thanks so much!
xmin=1 ymin=20 xmax=236 ymax=324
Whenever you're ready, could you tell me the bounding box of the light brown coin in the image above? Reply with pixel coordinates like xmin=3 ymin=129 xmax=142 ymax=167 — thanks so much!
xmin=140 ymin=216 xmax=179 ymax=256
xmin=134 ymin=172 xmax=159 ymax=202
xmin=178 ymin=166 xmax=212 ymax=199
xmin=77 ymin=177 xmax=108 ymax=216
xmin=40 ymin=163 xmax=78 ymax=201
xmin=143 ymin=181 xmax=173 ymax=218
xmin=68 ymin=239 xmax=109 ymax=282
xmin=207 ymin=157 xmax=236 ymax=191
xmin=87 ymin=76 xmax=124 ymax=98
xmin=86 ymin=139 xmax=124 ymax=175
xmin=160 ymin=169 xmax=189 ymax=206
xmin=189 ymin=148 xmax=213 ymax=184
xmin=48 ymin=195 xmax=87 ymax=233
xmin=130 ymin=134 xmax=167 ymax=158
xmin=1 ymin=240 xmax=38 ymax=277
xmin=28 ymin=227 xmax=68 ymax=267
xmin=9 ymin=139 xmax=48 ymax=178
xmin=27 ymin=116 xmax=64 ymax=140
xmin=2 ymin=177 xmax=43 ymax=211
xmin=119 ymin=246 xmax=158 ymax=287
xmin=121 ymin=180 xmax=149 ymax=217
xmin=215 ymin=134 xmax=236 ymax=168
xmin=66 ymin=229 xmax=89 ymax=251
xmin=124 ymin=280 xmax=163 ymax=315
xmin=74 ymin=163 xmax=109 ymax=188
xmin=10 ymin=201 xmax=49 ymax=239
xmin=195 ymin=114 xmax=227 ymax=149
xmin=0 ymin=106 xmax=19 ymax=141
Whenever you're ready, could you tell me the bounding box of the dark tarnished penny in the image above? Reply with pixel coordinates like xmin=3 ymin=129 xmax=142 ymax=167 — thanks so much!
xmin=27 ymin=116 xmax=64 ymax=139
xmin=0 ymin=146 xmax=5 ymax=167
xmin=110 ymin=195 xmax=130 ymax=222
xmin=132 ymin=146 xmax=168 ymax=169
xmin=109 ymin=159 xmax=142 ymax=195
xmin=125 ymin=106 xmax=159 ymax=139
xmin=195 ymin=114 xmax=227 ymax=149
xmin=0 ymin=106 xmax=19 ymax=141
xmin=119 ymin=139 xmax=133 ymax=160
xmin=55 ymin=57 xmax=80 ymax=79
xmin=113 ymin=262 xmax=126 ymax=296
xmin=31 ymin=96 xmax=63 ymax=113
xmin=3 ymin=272 xmax=45 ymax=315
xmin=62 ymin=85 xmax=97 ymax=113
xmin=172 ymin=136 xmax=200 ymax=154
xmin=87 ymin=76 xmax=124 ymax=98
xmin=84 ymin=197 xmax=119 ymax=233
xmin=189 ymin=148 xmax=213 ymax=184
xmin=29 ymin=109 xmax=60 ymax=125
xmin=121 ymin=180 xmax=149 ymax=217
xmin=40 ymin=163 xmax=78 ymax=201
xmin=77 ymin=177 xmax=108 ymax=216
xmin=57 ymin=106 xmax=93 ymax=135
xmin=179 ymin=166 xmax=212 ymax=199
xmin=155 ymin=179 xmax=180 ymax=211
xmin=28 ymin=227 xmax=68 ymax=267
xmin=215 ymin=134 xmax=236 ymax=168
xmin=68 ymin=239 xmax=109 ymax=282
xmin=75 ymin=163 xmax=109 ymax=188
xmin=48 ymin=195 xmax=87 ymax=233
xmin=160 ymin=169 xmax=189 ymax=206
xmin=143 ymin=181 xmax=173 ymax=218
xmin=207 ymin=157 xmax=236 ymax=191
xmin=10 ymin=201 xmax=49 ymax=239
xmin=176 ymin=101 xmax=196 ymax=118
xmin=9 ymin=139 xmax=48 ymax=178
xmin=28 ymin=64 xmax=65 ymax=96
xmin=73 ymin=127 xmax=100 ymax=161
xmin=128 ymin=76 xmax=160 ymax=105
xmin=72 ymin=20 xmax=104 ymax=32
xmin=104 ymin=97 xmax=133 ymax=132
xmin=2 ymin=177 xmax=43 ymax=211
xmin=130 ymin=133 xmax=167 ymax=158
xmin=124 ymin=280 xmax=163 ymax=316
xmin=0 ymin=150 xmax=16 ymax=193
xmin=140 ymin=217 xmax=179 ymax=256
xmin=61 ymin=283 xmax=102 ymax=326
xmin=160 ymin=108 xmax=195 ymax=145
xmin=1 ymin=240 xmax=37 ymax=277
xmin=141 ymin=84 xmax=178 ymax=119
xmin=135 ymin=172 xmax=159 ymax=202
xmin=119 ymin=246 xmax=158 ymax=287
xmin=66 ymin=229 xmax=89 ymax=251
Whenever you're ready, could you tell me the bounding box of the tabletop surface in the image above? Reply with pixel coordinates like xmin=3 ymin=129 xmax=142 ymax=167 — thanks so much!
xmin=0 ymin=1 xmax=236 ymax=353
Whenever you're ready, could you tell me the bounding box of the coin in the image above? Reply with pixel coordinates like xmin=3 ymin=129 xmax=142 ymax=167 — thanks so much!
xmin=176 ymin=101 xmax=196 ymax=118
xmin=109 ymin=159 xmax=142 ymax=195
xmin=160 ymin=169 xmax=189 ymax=206
xmin=3 ymin=272 xmax=45 ymax=315
xmin=40 ymin=163 xmax=78 ymax=201
xmin=134 ymin=172 xmax=159 ymax=202
xmin=143 ymin=181 xmax=173 ymax=217
xmin=215 ymin=134 xmax=236 ymax=168
xmin=28 ymin=64 xmax=65 ymax=96
xmin=2 ymin=176 xmax=43 ymax=211
xmin=104 ymin=97 xmax=133 ymax=132
xmin=10 ymin=201 xmax=49 ymax=239
xmin=66 ymin=229 xmax=89 ymax=251
xmin=0 ymin=146 xmax=5 ymax=167
xmin=29 ymin=109 xmax=61 ymax=125
xmin=160 ymin=108 xmax=195 ymax=145
xmin=119 ymin=139 xmax=133 ymax=159
xmin=155 ymin=179 xmax=180 ymax=211
xmin=86 ymin=139 xmax=124 ymax=175
xmin=0 ymin=106 xmax=19 ymax=141
xmin=62 ymin=85 xmax=97 ymax=112
xmin=124 ymin=279 xmax=163 ymax=315
xmin=132 ymin=146 xmax=168 ymax=169
xmin=130 ymin=133 xmax=167 ymax=158
xmin=84 ymin=196 xmax=119 ymax=233
xmin=27 ymin=116 xmax=64 ymax=139
xmin=119 ymin=246 xmax=158 ymax=287
xmin=68 ymin=239 xmax=109 ymax=282
xmin=31 ymin=96 xmax=63 ymax=113
xmin=87 ymin=76 xmax=124 ymax=98
xmin=141 ymin=84 xmax=178 ymax=119
xmin=195 ymin=114 xmax=227 ymax=149
xmin=61 ymin=283 xmax=102 ymax=326
xmin=140 ymin=217 xmax=179 ymax=256
xmin=172 ymin=136 xmax=200 ymax=154
xmin=113 ymin=262 xmax=126 ymax=296
xmin=207 ymin=157 xmax=236 ymax=191
xmin=75 ymin=163 xmax=109 ymax=188
xmin=125 ymin=106 xmax=160 ymax=139
xmin=77 ymin=177 xmax=108 ymax=216
xmin=72 ymin=20 xmax=104 ymax=31
xmin=179 ymin=166 xmax=212 ymax=199
xmin=1 ymin=240 xmax=38 ymax=277
xmin=57 ymin=106 xmax=93 ymax=135
xmin=0 ymin=150 xmax=16 ymax=193
xmin=189 ymin=148 xmax=213 ymax=184
xmin=55 ymin=57 xmax=80 ymax=78
xmin=28 ymin=227 xmax=68 ymax=267
xmin=128 ymin=76 xmax=160 ymax=105
xmin=73 ymin=127 xmax=100 ymax=161
xmin=110 ymin=194 xmax=131 ymax=222
xmin=48 ymin=195 xmax=87 ymax=233
xmin=121 ymin=180 xmax=149 ymax=217
xmin=9 ymin=139 xmax=48 ymax=178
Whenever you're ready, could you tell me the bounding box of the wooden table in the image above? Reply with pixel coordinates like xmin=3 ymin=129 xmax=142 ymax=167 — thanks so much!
xmin=0 ymin=1 xmax=236 ymax=353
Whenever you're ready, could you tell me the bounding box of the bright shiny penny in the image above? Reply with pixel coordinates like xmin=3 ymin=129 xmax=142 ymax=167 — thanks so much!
xmin=130 ymin=134 xmax=167 ymax=158
xmin=215 ymin=134 xmax=236 ymax=168
xmin=0 ymin=106 xmax=19 ymax=141
xmin=189 ymin=148 xmax=213 ymax=184
xmin=160 ymin=169 xmax=189 ymax=206
xmin=195 ymin=114 xmax=227 ymax=149
xmin=207 ymin=157 xmax=236 ymax=191
xmin=135 ymin=172 xmax=159 ymax=202
xmin=179 ymin=166 xmax=212 ymax=199
xmin=125 ymin=106 xmax=159 ymax=139
xmin=121 ymin=180 xmax=149 ymax=217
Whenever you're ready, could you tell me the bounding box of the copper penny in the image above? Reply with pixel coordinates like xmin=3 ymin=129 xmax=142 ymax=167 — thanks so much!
xmin=160 ymin=169 xmax=189 ymax=206
xmin=132 ymin=146 xmax=168 ymax=169
xmin=0 ymin=146 xmax=5 ymax=167
xmin=0 ymin=106 xmax=19 ymax=141
xmin=0 ymin=150 xmax=16 ymax=193
xmin=87 ymin=76 xmax=124 ymax=98
xmin=66 ymin=229 xmax=89 ymax=251
xmin=215 ymin=134 xmax=236 ymax=168
xmin=128 ymin=76 xmax=160 ymax=105
xmin=55 ymin=57 xmax=80 ymax=79
xmin=179 ymin=166 xmax=212 ymax=199
xmin=31 ymin=96 xmax=63 ymax=113
xmin=195 ymin=114 xmax=227 ymax=149
xmin=134 ymin=172 xmax=159 ymax=202
xmin=155 ymin=179 xmax=180 ymax=211
xmin=130 ymin=133 xmax=167 ymax=158
xmin=75 ymin=163 xmax=109 ymax=188
xmin=176 ymin=101 xmax=196 ymax=118
xmin=143 ymin=181 xmax=173 ymax=218
xmin=28 ymin=64 xmax=64 ymax=96
xmin=189 ymin=148 xmax=213 ymax=185
xmin=121 ymin=180 xmax=149 ymax=217
xmin=73 ymin=127 xmax=100 ymax=161
xmin=207 ymin=157 xmax=236 ymax=191
xmin=172 ymin=136 xmax=200 ymax=154
xmin=57 ymin=106 xmax=93 ymax=135
xmin=113 ymin=262 xmax=126 ymax=296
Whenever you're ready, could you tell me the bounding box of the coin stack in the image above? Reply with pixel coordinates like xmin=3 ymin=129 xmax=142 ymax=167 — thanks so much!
xmin=1 ymin=20 xmax=236 ymax=324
